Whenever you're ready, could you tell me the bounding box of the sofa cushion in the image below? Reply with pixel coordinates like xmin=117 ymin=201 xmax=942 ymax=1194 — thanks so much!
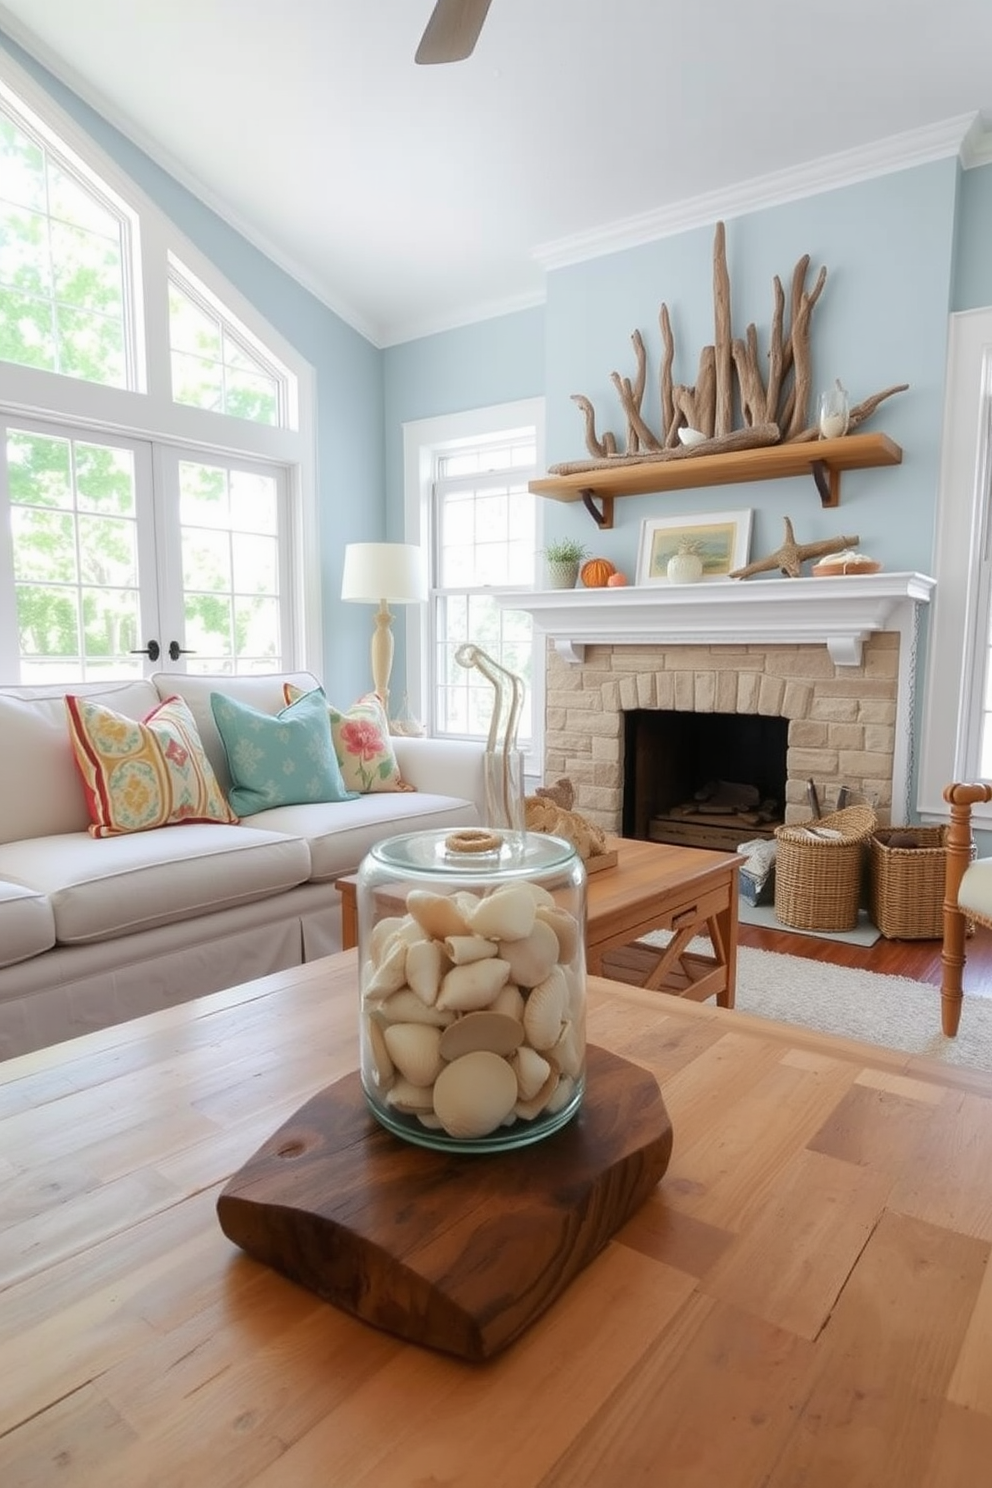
xmin=0 ymin=879 xmax=56 ymax=968
xmin=65 ymin=693 xmax=238 ymax=837
xmin=210 ymin=687 xmax=358 ymax=813
xmin=151 ymin=671 xmax=323 ymax=791
xmin=284 ymin=683 xmax=410 ymax=794
xmin=239 ymin=790 xmax=481 ymax=881
xmin=0 ymin=825 xmax=311 ymax=943
xmin=0 ymin=679 xmax=162 ymax=845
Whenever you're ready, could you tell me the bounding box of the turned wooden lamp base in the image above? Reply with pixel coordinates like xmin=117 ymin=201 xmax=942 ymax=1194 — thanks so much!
xmin=217 ymin=1045 xmax=673 ymax=1360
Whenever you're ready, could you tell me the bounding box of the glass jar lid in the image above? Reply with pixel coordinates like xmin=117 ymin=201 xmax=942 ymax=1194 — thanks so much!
xmin=367 ymin=828 xmax=577 ymax=881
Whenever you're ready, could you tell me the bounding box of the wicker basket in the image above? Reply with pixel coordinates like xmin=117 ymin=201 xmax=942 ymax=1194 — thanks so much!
xmin=868 ymin=826 xmax=948 ymax=940
xmin=774 ymin=804 xmax=877 ymax=932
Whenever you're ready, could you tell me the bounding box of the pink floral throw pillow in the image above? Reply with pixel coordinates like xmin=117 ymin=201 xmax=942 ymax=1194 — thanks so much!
xmin=283 ymin=685 xmax=413 ymax=794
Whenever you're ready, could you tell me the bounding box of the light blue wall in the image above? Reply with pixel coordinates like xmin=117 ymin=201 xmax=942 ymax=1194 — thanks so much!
xmin=0 ymin=28 xmax=382 ymax=705
xmin=953 ymin=162 xmax=992 ymax=310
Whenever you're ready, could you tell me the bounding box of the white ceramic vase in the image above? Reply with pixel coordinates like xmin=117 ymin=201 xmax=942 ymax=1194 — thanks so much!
xmin=666 ymin=550 xmax=704 ymax=584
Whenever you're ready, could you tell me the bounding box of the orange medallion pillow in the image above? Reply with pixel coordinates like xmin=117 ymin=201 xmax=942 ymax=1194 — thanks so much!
xmin=66 ymin=693 xmax=238 ymax=837
xmin=283 ymin=684 xmax=413 ymax=794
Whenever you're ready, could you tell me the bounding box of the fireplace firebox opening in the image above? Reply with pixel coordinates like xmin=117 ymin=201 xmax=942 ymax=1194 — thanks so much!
xmin=622 ymin=709 xmax=789 ymax=852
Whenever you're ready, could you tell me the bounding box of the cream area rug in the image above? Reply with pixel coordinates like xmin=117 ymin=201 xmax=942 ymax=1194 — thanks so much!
xmin=640 ymin=934 xmax=992 ymax=1073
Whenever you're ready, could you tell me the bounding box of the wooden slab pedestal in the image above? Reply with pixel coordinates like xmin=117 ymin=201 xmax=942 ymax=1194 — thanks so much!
xmin=217 ymin=1044 xmax=672 ymax=1360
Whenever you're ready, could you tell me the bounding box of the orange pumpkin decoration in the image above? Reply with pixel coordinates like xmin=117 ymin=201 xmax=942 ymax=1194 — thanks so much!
xmin=606 ymin=571 xmax=628 ymax=587
xmin=580 ymin=557 xmax=616 ymax=588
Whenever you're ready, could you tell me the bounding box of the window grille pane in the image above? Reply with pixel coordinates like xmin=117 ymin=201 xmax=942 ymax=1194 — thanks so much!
xmin=169 ymin=264 xmax=284 ymax=427
xmin=0 ymin=103 xmax=132 ymax=390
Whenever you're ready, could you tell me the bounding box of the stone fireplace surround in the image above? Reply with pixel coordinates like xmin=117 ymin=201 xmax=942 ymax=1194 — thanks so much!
xmin=497 ymin=574 xmax=935 ymax=838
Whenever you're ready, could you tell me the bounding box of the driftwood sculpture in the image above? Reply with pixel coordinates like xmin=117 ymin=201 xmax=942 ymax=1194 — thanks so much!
xmin=730 ymin=517 xmax=860 ymax=580
xmin=454 ymin=643 xmax=525 ymax=831
xmin=551 ymin=221 xmax=908 ymax=476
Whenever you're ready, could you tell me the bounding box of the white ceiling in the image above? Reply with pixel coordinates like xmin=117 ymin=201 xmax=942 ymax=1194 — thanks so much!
xmin=2 ymin=0 xmax=991 ymax=348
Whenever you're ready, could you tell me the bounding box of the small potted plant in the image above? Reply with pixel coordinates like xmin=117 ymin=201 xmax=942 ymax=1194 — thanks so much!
xmin=543 ymin=537 xmax=588 ymax=590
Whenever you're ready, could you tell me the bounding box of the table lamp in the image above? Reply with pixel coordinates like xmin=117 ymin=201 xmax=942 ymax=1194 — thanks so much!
xmin=340 ymin=542 xmax=426 ymax=715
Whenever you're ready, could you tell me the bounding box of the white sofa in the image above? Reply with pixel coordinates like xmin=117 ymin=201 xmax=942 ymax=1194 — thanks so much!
xmin=0 ymin=670 xmax=486 ymax=1059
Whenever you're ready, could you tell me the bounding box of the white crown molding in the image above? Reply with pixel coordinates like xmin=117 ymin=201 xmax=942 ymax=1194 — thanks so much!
xmin=0 ymin=8 xmax=381 ymax=345
xmin=961 ymin=112 xmax=992 ymax=168
xmin=533 ymin=115 xmax=986 ymax=272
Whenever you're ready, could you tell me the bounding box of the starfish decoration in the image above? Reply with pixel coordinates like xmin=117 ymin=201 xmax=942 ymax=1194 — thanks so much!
xmin=730 ymin=516 xmax=860 ymax=579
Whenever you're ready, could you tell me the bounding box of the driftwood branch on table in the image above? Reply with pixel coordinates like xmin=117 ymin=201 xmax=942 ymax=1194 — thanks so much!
xmin=729 ymin=516 xmax=860 ymax=580
xmin=551 ymin=221 xmax=908 ymax=479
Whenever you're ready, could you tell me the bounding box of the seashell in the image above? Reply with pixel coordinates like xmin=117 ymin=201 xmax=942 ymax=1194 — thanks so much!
xmin=513 ymin=1066 xmax=559 ymax=1121
xmin=440 ymin=1010 xmax=525 ymax=1062
xmin=453 ymin=890 xmax=481 ymax=919
xmin=406 ymin=938 xmax=447 ymax=1005
xmin=432 ymin=1051 xmax=518 ymax=1139
xmin=443 ymin=934 xmax=499 ymax=966
xmin=416 ymin=1112 xmax=445 ymax=1130
xmin=499 ymin=918 xmax=560 ymax=989
xmin=490 ymin=982 xmax=525 ymax=1021
xmin=383 ymin=1022 xmax=445 ymax=1087
xmin=385 ymin=1077 xmax=436 ymax=1113
xmin=511 ymin=1044 xmax=552 ymax=1102
xmin=515 ymin=880 xmax=556 ymax=908
xmin=535 ymin=904 xmax=580 ymax=964
xmin=378 ymin=989 xmax=455 ymax=1027
xmin=362 ymin=939 xmax=408 ymax=1000
xmin=522 ymin=966 xmax=568 ymax=1050
xmin=545 ymin=1074 xmax=578 ymax=1115
xmin=406 ymin=890 xmax=471 ymax=941
xmin=470 ymin=885 xmax=537 ymax=942
xmin=437 ymin=957 xmax=511 ymax=1012
xmin=550 ymin=1018 xmax=583 ymax=1079
xmin=369 ymin=915 xmax=407 ymax=966
xmin=363 ymin=1015 xmax=394 ymax=1089
xmin=562 ymin=964 xmax=585 ymax=1022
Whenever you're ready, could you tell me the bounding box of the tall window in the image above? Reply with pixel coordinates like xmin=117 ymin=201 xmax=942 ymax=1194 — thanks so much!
xmin=403 ymin=401 xmax=545 ymax=762
xmin=0 ymin=58 xmax=316 ymax=685
xmin=919 ymin=307 xmax=992 ymax=822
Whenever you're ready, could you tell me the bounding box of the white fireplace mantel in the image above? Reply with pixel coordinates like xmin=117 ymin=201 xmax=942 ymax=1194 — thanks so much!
xmin=497 ymin=572 xmax=936 ymax=667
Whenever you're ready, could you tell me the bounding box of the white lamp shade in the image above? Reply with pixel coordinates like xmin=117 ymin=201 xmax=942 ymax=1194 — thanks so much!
xmin=341 ymin=542 xmax=426 ymax=605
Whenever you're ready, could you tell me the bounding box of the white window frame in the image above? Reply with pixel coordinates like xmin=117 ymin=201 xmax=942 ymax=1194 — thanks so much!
xmin=403 ymin=398 xmax=546 ymax=776
xmin=0 ymin=49 xmax=321 ymax=678
xmin=918 ymin=306 xmax=992 ymax=822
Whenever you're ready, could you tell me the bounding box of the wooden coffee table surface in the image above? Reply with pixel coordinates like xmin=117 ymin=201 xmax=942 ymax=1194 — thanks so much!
xmin=337 ymin=834 xmax=742 ymax=1007
xmin=2 ymin=952 xmax=991 ymax=1485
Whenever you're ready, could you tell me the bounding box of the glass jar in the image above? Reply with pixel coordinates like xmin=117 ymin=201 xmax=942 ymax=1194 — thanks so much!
xmin=357 ymin=827 xmax=586 ymax=1152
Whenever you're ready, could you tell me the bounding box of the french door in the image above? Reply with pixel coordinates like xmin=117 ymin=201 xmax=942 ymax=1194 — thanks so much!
xmin=0 ymin=412 xmax=294 ymax=683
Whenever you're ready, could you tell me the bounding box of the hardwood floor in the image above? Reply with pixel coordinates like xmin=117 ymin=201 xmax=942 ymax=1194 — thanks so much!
xmin=737 ymin=917 xmax=992 ymax=990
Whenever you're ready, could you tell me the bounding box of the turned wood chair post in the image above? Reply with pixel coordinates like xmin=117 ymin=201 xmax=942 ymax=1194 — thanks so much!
xmin=941 ymin=782 xmax=992 ymax=1037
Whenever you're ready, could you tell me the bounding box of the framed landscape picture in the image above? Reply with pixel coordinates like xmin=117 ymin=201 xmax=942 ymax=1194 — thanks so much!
xmin=635 ymin=509 xmax=753 ymax=585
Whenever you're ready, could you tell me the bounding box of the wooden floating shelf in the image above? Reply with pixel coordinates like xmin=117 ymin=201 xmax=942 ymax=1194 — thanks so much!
xmin=529 ymin=432 xmax=903 ymax=529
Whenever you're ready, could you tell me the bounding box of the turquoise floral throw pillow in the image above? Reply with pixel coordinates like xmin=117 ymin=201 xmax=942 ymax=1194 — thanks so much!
xmin=210 ymin=688 xmax=359 ymax=815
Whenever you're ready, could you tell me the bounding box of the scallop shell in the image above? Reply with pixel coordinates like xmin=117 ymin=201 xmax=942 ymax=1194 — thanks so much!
xmin=545 ymin=1074 xmax=578 ymax=1115
xmin=432 ymin=1051 xmax=518 ymax=1139
xmin=522 ymin=966 xmax=567 ymax=1050
xmin=385 ymin=1077 xmax=436 ymax=1114
xmin=437 ymin=957 xmax=511 ymax=1012
xmin=439 ymin=1010 xmax=525 ymax=1062
xmin=383 ymin=1022 xmax=445 ymax=1086
xmin=511 ymin=1044 xmax=552 ymax=1102
xmin=405 ymin=938 xmax=447 ymax=1005
xmin=490 ymin=981 xmax=525 ymax=1021
xmin=369 ymin=915 xmax=407 ymax=966
xmin=498 ymin=918 xmax=560 ymax=989
xmin=470 ymin=885 xmax=537 ymax=942
xmin=378 ymin=989 xmax=455 ymax=1027
xmin=550 ymin=1018 xmax=583 ymax=1079
xmin=515 ymin=880 xmax=556 ymax=908
xmin=513 ymin=1065 xmax=559 ymax=1121
xmin=535 ymin=904 xmax=580 ymax=964
xmin=443 ymin=934 xmax=499 ymax=965
xmin=363 ymin=1015 xmax=394 ymax=1089
xmin=405 ymin=890 xmax=471 ymax=940
xmin=362 ymin=938 xmax=408 ymax=1000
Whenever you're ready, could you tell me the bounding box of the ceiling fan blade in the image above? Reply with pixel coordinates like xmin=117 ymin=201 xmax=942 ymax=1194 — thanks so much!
xmin=415 ymin=0 xmax=493 ymax=65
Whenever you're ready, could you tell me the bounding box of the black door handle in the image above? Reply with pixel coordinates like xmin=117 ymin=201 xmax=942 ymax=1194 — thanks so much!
xmin=168 ymin=641 xmax=195 ymax=662
xmin=130 ymin=640 xmax=160 ymax=661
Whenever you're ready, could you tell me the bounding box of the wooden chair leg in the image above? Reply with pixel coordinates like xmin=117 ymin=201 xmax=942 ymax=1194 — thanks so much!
xmin=941 ymin=782 xmax=992 ymax=1038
